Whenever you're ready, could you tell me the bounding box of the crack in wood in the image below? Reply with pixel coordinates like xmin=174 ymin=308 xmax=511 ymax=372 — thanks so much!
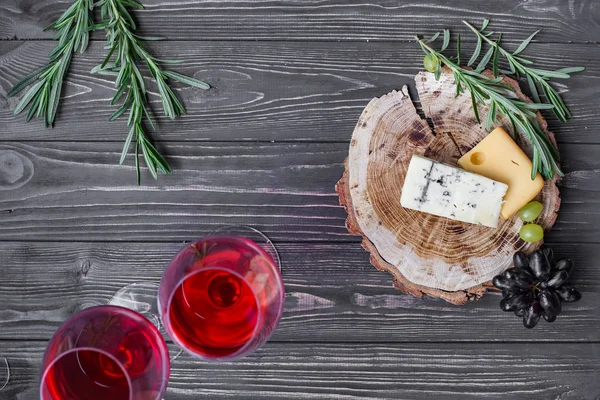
xmin=446 ymin=132 xmax=464 ymax=157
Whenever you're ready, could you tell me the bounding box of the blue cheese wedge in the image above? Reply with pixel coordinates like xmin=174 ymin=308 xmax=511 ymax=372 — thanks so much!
xmin=400 ymin=155 xmax=508 ymax=228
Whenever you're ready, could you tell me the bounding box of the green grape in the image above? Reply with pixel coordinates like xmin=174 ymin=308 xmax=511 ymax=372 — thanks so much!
xmin=519 ymin=223 xmax=544 ymax=243
xmin=423 ymin=54 xmax=437 ymax=72
xmin=517 ymin=201 xmax=543 ymax=222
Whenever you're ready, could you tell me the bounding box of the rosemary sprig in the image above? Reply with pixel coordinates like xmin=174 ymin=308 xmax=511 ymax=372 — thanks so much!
xmin=463 ymin=20 xmax=584 ymax=122
xmin=416 ymin=37 xmax=561 ymax=181
xmin=93 ymin=0 xmax=210 ymax=183
xmin=7 ymin=0 xmax=94 ymax=127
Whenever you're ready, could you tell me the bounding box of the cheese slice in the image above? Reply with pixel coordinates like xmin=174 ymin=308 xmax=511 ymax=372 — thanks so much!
xmin=458 ymin=127 xmax=544 ymax=219
xmin=400 ymin=155 xmax=508 ymax=228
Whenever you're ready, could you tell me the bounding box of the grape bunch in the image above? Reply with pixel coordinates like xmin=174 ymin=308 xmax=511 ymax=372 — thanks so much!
xmin=493 ymin=248 xmax=582 ymax=329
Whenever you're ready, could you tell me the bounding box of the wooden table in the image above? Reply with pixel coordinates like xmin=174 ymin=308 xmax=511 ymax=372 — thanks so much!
xmin=1 ymin=1 xmax=599 ymax=398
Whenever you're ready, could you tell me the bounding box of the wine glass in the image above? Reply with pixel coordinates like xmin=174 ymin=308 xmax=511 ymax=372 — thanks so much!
xmin=40 ymin=305 xmax=170 ymax=400
xmin=108 ymin=226 xmax=280 ymax=329
xmin=158 ymin=226 xmax=285 ymax=360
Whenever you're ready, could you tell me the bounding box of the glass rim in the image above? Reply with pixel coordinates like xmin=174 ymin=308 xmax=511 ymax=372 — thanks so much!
xmin=40 ymin=305 xmax=170 ymax=400
xmin=208 ymin=225 xmax=282 ymax=269
xmin=0 ymin=356 xmax=8 ymax=391
xmin=40 ymin=347 xmax=133 ymax=400
xmin=161 ymin=266 xmax=267 ymax=361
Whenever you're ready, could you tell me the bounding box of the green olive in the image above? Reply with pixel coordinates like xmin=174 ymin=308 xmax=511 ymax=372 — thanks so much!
xmin=519 ymin=223 xmax=544 ymax=243
xmin=423 ymin=54 xmax=437 ymax=73
xmin=518 ymin=201 xmax=543 ymax=222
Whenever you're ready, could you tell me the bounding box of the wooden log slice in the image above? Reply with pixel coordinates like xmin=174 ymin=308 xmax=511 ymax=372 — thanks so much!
xmin=336 ymin=70 xmax=560 ymax=304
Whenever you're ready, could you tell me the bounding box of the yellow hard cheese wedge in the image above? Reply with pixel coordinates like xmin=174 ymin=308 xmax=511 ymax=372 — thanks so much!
xmin=458 ymin=127 xmax=544 ymax=219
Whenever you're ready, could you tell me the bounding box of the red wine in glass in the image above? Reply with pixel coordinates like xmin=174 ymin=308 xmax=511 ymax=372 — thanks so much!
xmin=40 ymin=306 xmax=170 ymax=400
xmin=159 ymin=231 xmax=285 ymax=360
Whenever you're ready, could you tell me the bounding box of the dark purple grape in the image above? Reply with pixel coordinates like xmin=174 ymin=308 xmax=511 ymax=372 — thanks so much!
xmin=542 ymin=270 xmax=570 ymax=289
xmin=500 ymin=292 xmax=532 ymax=312
xmin=523 ymin=300 xmax=542 ymax=329
xmin=493 ymin=275 xmax=519 ymax=291
xmin=512 ymin=269 xmax=534 ymax=289
xmin=504 ymin=268 xmax=520 ymax=280
xmin=514 ymin=308 xmax=526 ymax=317
xmin=554 ymin=258 xmax=574 ymax=277
xmin=541 ymin=247 xmax=554 ymax=262
xmin=543 ymin=313 xmax=557 ymax=323
xmin=498 ymin=250 xmax=579 ymax=329
xmin=529 ymin=250 xmax=551 ymax=281
xmin=513 ymin=251 xmax=529 ymax=270
xmin=517 ymin=291 xmax=533 ymax=309
xmin=556 ymin=286 xmax=582 ymax=303
xmin=539 ymin=290 xmax=562 ymax=316
xmin=500 ymin=296 xmax=516 ymax=312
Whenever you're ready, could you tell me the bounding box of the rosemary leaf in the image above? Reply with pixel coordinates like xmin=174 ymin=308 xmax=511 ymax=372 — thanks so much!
xmin=133 ymin=35 xmax=166 ymax=41
xmin=47 ymin=74 xmax=63 ymax=126
xmin=162 ymin=70 xmax=211 ymax=89
xmin=152 ymin=58 xmax=186 ymax=65
xmin=424 ymin=32 xmax=441 ymax=44
xmin=469 ymin=90 xmax=480 ymax=123
xmin=521 ymin=102 xmax=555 ymax=110
xmin=513 ymin=30 xmax=539 ymax=56
xmin=9 ymin=0 xmax=94 ymax=127
xmin=476 ymin=46 xmax=494 ymax=72
xmin=13 ymin=80 xmax=45 ymax=115
xmin=554 ymin=66 xmax=585 ymax=74
xmin=141 ymin=138 xmax=158 ymax=179
xmin=468 ymin=35 xmax=482 ymax=66
xmin=93 ymin=0 xmax=209 ymax=183
xmin=513 ymin=56 xmax=534 ymax=65
xmin=441 ymin=29 xmax=450 ymax=51
xmin=480 ymin=19 xmax=490 ymax=31
xmin=526 ymin=74 xmax=541 ymax=103
xmin=7 ymin=65 xmax=51 ymax=97
xmin=120 ymin=126 xmax=136 ymax=165
xmin=529 ymin=68 xmax=571 ymax=79
xmin=485 ymin=101 xmax=495 ymax=131
xmin=492 ymin=33 xmax=502 ymax=78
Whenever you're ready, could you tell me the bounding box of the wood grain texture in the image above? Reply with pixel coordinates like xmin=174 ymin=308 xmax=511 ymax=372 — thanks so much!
xmin=1 ymin=341 xmax=600 ymax=399
xmin=1 ymin=0 xmax=599 ymax=42
xmin=0 ymin=141 xmax=598 ymax=243
xmin=1 ymin=41 xmax=598 ymax=143
xmin=0 ymin=241 xmax=596 ymax=342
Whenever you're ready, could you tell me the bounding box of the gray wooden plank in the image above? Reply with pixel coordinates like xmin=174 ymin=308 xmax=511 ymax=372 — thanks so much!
xmin=1 ymin=0 xmax=598 ymax=43
xmin=0 ymin=141 xmax=348 ymax=241
xmin=0 ymin=341 xmax=599 ymax=399
xmin=1 ymin=41 xmax=597 ymax=143
xmin=0 ymin=141 xmax=599 ymax=242
xmin=0 ymin=241 xmax=595 ymax=342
